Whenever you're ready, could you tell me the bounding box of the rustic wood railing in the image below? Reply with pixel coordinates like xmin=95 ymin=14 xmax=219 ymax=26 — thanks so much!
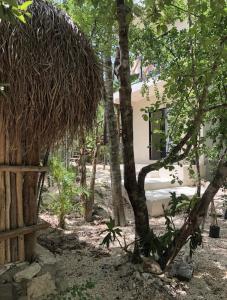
xmin=0 ymin=160 xmax=49 ymax=265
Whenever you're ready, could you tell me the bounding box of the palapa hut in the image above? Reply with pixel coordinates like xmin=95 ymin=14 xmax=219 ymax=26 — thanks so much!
xmin=0 ymin=0 xmax=102 ymax=264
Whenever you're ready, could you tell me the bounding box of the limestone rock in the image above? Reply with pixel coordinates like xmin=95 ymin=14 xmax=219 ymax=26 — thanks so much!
xmin=36 ymin=244 xmax=56 ymax=266
xmin=92 ymin=204 xmax=109 ymax=219
xmin=27 ymin=272 xmax=56 ymax=300
xmin=0 ymin=264 xmax=12 ymax=276
xmin=142 ymin=272 xmax=151 ymax=280
xmin=134 ymin=271 xmax=142 ymax=281
xmin=170 ymin=261 xmax=193 ymax=281
xmin=14 ymin=263 xmax=41 ymax=283
xmin=142 ymin=257 xmax=162 ymax=274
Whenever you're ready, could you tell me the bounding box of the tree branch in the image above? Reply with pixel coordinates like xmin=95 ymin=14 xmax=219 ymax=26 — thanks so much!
xmin=204 ymin=103 xmax=227 ymax=112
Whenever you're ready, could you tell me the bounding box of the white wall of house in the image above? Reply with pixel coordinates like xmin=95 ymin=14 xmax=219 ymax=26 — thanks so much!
xmin=114 ymin=80 xmax=210 ymax=184
xmin=132 ymin=98 xmax=151 ymax=164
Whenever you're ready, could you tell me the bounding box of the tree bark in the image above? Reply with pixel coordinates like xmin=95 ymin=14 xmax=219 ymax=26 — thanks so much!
xmin=85 ymin=129 xmax=99 ymax=222
xmin=104 ymin=55 xmax=126 ymax=226
xmin=78 ymin=133 xmax=88 ymax=220
xmin=116 ymin=0 xmax=151 ymax=254
xmin=0 ymin=116 xmax=6 ymax=264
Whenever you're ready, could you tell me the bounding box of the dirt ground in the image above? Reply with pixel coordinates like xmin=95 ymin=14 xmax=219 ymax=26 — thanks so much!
xmin=39 ymin=165 xmax=227 ymax=300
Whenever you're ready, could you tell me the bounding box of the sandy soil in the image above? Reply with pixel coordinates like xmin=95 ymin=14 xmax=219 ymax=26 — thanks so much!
xmin=39 ymin=165 xmax=227 ymax=300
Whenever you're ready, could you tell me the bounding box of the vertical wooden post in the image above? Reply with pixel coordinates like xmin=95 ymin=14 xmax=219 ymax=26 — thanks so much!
xmin=5 ymin=130 xmax=11 ymax=262
xmin=10 ymin=131 xmax=18 ymax=262
xmin=0 ymin=116 xmax=6 ymax=264
xmin=10 ymin=173 xmax=18 ymax=262
xmin=23 ymin=143 xmax=40 ymax=262
xmin=16 ymin=136 xmax=25 ymax=261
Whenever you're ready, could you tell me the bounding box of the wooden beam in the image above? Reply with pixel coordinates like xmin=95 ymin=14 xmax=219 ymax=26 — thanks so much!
xmin=0 ymin=165 xmax=49 ymax=173
xmin=0 ymin=222 xmax=49 ymax=242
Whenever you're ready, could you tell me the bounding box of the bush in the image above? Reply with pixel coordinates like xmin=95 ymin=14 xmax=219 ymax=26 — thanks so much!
xmin=49 ymin=157 xmax=87 ymax=228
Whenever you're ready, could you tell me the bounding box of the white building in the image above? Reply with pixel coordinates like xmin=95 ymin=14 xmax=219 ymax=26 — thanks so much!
xmin=113 ymin=75 xmax=208 ymax=216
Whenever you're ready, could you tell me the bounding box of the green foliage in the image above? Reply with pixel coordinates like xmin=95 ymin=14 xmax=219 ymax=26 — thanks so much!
xmin=149 ymin=192 xmax=201 ymax=259
xmin=167 ymin=192 xmax=200 ymax=215
xmin=130 ymin=0 xmax=227 ymax=165
xmin=189 ymin=227 xmax=202 ymax=257
xmin=49 ymin=157 xmax=87 ymax=227
xmin=100 ymin=217 xmax=122 ymax=248
xmin=0 ymin=0 xmax=32 ymax=23
xmin=64 ymin=0 xmax=117 ymax=55
xmin=46 ymin=280 xmax=99 ymax=300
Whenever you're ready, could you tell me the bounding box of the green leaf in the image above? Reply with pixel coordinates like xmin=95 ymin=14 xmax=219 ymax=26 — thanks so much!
xmin=18 ymin=1 xmax=32 ymax=11
xmin=16 ymin=13 xmax=26 ymax=23
xmin=142 ymin=114 xmax=149 ymax=121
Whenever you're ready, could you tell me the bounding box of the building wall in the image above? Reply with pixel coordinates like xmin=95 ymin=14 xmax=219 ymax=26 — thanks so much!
xmin=115 ymin=80 xmax=210 ymax=183
xmin=132 ymin=98 xmax=154 ymax=165
xmin=132 ymin=97 xmax=209 ymax=183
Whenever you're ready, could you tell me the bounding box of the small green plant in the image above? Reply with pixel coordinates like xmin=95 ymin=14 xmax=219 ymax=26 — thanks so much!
xmin=49 ymin=157 xmax=88 ymax=228
xmin=46 ymin=280 xmax=99 ymax=300
xmin=100 ymin=196 xmax=203 ymax=264
xmin=100 ymin=217 xmax=136 ymax=253
xmin=100 ymin=217 xmax=122 ymax=248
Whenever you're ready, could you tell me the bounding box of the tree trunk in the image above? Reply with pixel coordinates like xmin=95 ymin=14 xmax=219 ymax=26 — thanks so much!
xmin=78 ymin=133 xmax=88 ymax=219
xmin=85 ymin=130 xmax=99 ymax=222
xmin=195 ymin=136 xmax=201 ymax=197
xmin=0 ymin=116 xmax=6 ymax=264
xmin=116 ymin=0 xmax=151 ymax=255
xmin=104 ymin=55 xmax=126 ymax=226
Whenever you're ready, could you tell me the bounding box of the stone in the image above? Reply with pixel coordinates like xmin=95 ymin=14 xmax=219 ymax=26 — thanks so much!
xmin=13 ymin=263 xmax=41 ymax=283
xmin=170 ymin=261 xmax=193 ymax=281
xmin=0 ymin=264 xmax=12 ymax=276
xmin=92 ymin=205 xmax=109 ymax=219
xmin=142 ymin=272 xmax=151 ymax=280
xmin=36 ymin=243 xmax=57 ymax=265
xmin=27 ymin=272 xmax=56 ymax=300
xmin=35 ymin=244 xmax=57 ymax=278
xmin=142 ymin=257 xmax=162 ymax=274
xmin=147 ymin=278 xmax=156 ymax=285
xmin=134 ymin=271 xmax=142 ymax=281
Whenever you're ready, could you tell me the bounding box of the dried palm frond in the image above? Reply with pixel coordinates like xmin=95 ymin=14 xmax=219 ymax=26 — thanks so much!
xmin=0 ymin=0 xmax=102 ymax=151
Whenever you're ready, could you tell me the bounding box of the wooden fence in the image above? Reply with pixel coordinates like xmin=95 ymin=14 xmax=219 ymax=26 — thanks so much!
xmin=0 ymin=164 xmax=49 ymax=265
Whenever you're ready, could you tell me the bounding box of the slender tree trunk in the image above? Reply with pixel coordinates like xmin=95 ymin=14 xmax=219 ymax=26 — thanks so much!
xmin=195 ymin=135 xmax=201 ymax=197
xmin=116 ymin=0 xmax=151 ymax=255
xmin=104 ymin=55 xmax=126 ymax=226
xmin=0 ymin=116 xmax=6 ymax=264
xmin=78 ymin=133 xmax=88 ymax=219
xmin=85 ymin=131 xmax=99 ymax=222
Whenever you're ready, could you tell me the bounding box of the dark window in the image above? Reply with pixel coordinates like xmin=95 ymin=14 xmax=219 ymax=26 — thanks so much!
xmin=149 ymin=108 xmax=167 ymax=160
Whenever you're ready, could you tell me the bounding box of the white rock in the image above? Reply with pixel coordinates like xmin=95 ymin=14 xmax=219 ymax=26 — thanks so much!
xmin=27 ymin=272 xmax=56 ymax=300
xmin=14 ymin=263 xmax=41 ymax=283
xmin=0 ymin=264 xmax=12 ymax=276
xmin=134 ymin=271 xmax=142 ymax=281
xmin=35 ymin=244 xmax=56 ymax=266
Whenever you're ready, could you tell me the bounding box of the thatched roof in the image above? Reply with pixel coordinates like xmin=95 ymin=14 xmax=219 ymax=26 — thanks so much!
xmin=0 ymin=0 xmax=102 ymax=150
